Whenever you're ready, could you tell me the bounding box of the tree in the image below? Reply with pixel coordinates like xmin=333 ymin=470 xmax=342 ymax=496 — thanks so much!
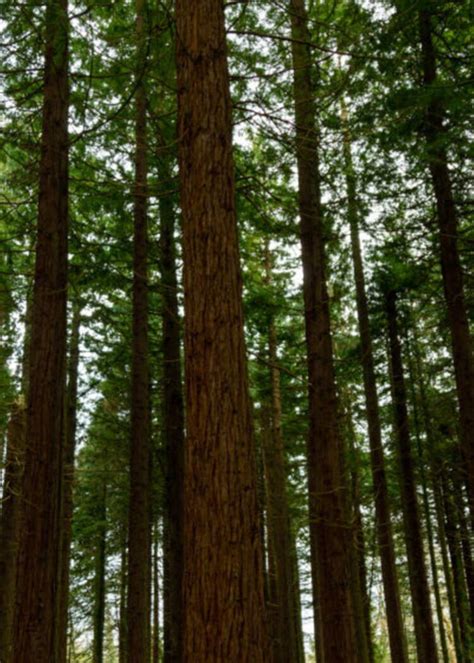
xmin=289 ymin=1 xmax=358 ymax=659
xmin=126 ymin=0 xmax=152 ymax=659
xmin=12 ymin=0 xmax=69 ymax=659
xmin=175 ymin=0 xmax=270 ymax=659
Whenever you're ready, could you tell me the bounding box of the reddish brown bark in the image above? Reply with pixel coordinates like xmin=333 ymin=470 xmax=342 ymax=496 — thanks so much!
xmin=262 ymin=302 xmax=303 ymax=663
xmin=158 ymin=142 xmax=185 ymax=663
xmin=12 ymin=1 xmax=69 ymax=659
xmin=341 ymin=104 xmax=408 ymax=663
xmin=126 ymin=0 xmax=151 ymax=659
xmin=175 ymin=1 xmax=270 ymax=660
xmin=288 ymin=1 xmax=358 ymax=659
xmin=0 ymin=402 xmax=26 ymax=663
xmin=418 ymin=9 xmax=474 ymax=516
xmin=385 ymin=290 xmax=439 ymax=663
xmin=57 ymin=304 xmax=81 ymax=663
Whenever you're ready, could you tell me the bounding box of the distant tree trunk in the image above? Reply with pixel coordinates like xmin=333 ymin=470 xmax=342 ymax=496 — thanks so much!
xmin=405 ymin=329 xmax=449 ymax=663
xmin=175 ymin=1 xmax=270 ymax=660
xmin=158 ymin=140 xmax=185 ymax=663
xmin=411 ymin=322 xmax=464 ymax=662
xmin=441 ymin=474 xmax=473 ymax=661
xmin=385 ymin=289 xmax=439 ymax=662
xmin=261 ymin=246 xmax=303 ymax=663
xmin=344 ymin=403 xmax=374 ymax=663
xmin=453 ymin=482 xmax=474 ymax=616
xmin=126 ymin=0 xmax=151 ymax=660
xmin=152 ymin=523 xmax=160 ymax=663
xmin=57 ymin=304 xmax=81 ymax=663
xmin=418 ymin=8 xmax=474 ymax=516
xmin=12 ymin=0 xmax=69 ymax=659
xmin=0 ymin=402 xmax=26 ymax=663
xmin=118 ymin=537 xmax=128 ymax=663
xmin=341 ymin=100 xmax=408 ymax=663
xmin=288 ymin=2 xmax=358 ymax=659
xmin=433 ymin=466 xmax=464 ymax=662
xmin=93 ymin=484 xmax=107 ymax=663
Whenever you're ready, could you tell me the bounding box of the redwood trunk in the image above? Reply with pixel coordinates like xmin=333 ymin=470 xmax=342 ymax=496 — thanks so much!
xmin=159 ymin=142 xmax=185 ymax=663
xmin=342 ymin=104 xmax=408 ymax=663
xmin=385 ymin=290 xmax=439 ymax=662
xmin=262 ymin=310 xmax=303 ymax=663
xmin=126 ymin=0 xmax=151 ymax=660
xmin=0 ymin=403 xmax=26 ymax=663
xmin=57 ymin=304 xmax=81 ymax=663
xmin=12 ymin=0 xmax=69 ymax=659
xmin=289 ymin=1 xmax=358 ymax=659
xmin=418 ymin=9 xmax=474 ymax=515
xmin=93 ymin=484 xmax=107 ymax=663
xmin=175 ymin=1 xmax=269 ymax=660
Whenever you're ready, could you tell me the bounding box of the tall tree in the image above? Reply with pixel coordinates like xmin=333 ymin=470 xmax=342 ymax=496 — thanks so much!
xmin=175 ymin=0 xmax=270 ymax=659
xmin=418 ymin=6 xmax=474 ymax=513
xmin=385 ymin=288 xmax=439 ymax=662
xmin=12 ymin=0 xmax=69 ymax=659
xmin=57 ymin=303 xmax=81 ymax=663
xmin=341 ymin=102 xmax=408 ymax=663
xmin=158 ymin=139 xmax=185 ymax=663
xmin=262 ymin=247 xmax=304 ymax=663
xmin=126 ymin=0 xmax=151 ymax=659
xmin=0 ymin=401 xmax=26 ymax=663
xmin=289 ymin=1 xmax=358 ymax=659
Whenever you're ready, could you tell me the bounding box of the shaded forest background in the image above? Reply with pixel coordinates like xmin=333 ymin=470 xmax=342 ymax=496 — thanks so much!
xmin=0 ymin=0 xmax=473 ymax=662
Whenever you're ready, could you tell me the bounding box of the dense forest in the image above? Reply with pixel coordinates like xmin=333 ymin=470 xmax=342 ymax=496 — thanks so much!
xmin=0 ymin=0 xmax=473 ymax=661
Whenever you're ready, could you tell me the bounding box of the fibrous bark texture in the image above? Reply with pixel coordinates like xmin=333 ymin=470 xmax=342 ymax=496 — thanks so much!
xmin=289 ymin=1 xmax=358 ymax=659
xmin=12 ymin=0 xmax=69 ymax=659
xmin=175 ymin=1 xmax=270 ymax=660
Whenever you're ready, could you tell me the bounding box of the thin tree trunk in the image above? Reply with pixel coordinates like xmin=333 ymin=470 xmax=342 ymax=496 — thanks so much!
xmin=288 ymin=2 xmax=357 ymax=659
xmin=418 ymin=8 xmax=474 ymax=516
xmin=118 ymin=537 xmax=128 ymax=663
xmin=405 ymin=329 xmax=449 ymax=663
xmin=341 ymin=101 xmax=408 ymax=663
xmin=0 ymin=402 xmax=26 ymax=663
xmin=345 ymin=404 xmax=374 ymax=663
xmin=126 ymin=0 xmax=151 ymax=660
xmin=261 ymin=247 xmax=303 ymax=663
xmin=57 ymin=304 xmax=81 ymax=663
xmin=12 ymin=0 xmax=69 ymax=659
xmin=158 ymin=139 xmax=185 ymax=663
xmin=385 ymin=289 xmax=439 ymax=662
xmin=441 ymin=474 xmax=473 ymax=661
xmin=152 ymin=523 xmax=160 ymax=663
xmin=411 ymin=319 xmax=464 ymax=662
xmin=93 ymin=484 xmax=107 ymax=663
xmin=452 ymin=480 xmax=474 ymax=617
xmin=175 ymin=1 xmax=270 ymax=660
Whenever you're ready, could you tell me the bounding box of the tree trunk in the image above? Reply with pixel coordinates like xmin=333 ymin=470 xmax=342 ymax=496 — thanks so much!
xmin=12 ymin=0 xmax=69 ymax=659
xmin=288 ymin=2 xmax=358 ymax=659
xmin=405 ymin=328 xmax=450 ymax=663
xmin=385 ymin=289 xmax=439 ymax=662
xmin=118 ymin=537 xmax=128 ymax=663
xmin=262 ymin=307 xmax=303 ymax=663
xmin=152 ymin=522 xmax=160 ymax=663
xmin=158 ymin=138 xmax=185 ymax=663
xmin=57 ymin=304 xmax=81 ymax=663
xmin=441 ymin=474 xmax=473 ymax=661
xmin=344 ymin=404 xmax=374 ymax=663
xmin=0 ymin=402 xmax=26 ymax=663
xmin=418 ymin=8 xmax=474 ymax=516
xmin=93 ymin=484 xmax=107 ymax=663
xmin=341 ymin=102 xmax=408 ymax=663
xmin=126 ymin=0 xmax=151 ymax=660
xmin=452 ymin=480 xmax=474 ymax=617
xmin=175 ymin=1 xmax=270 ymax=660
